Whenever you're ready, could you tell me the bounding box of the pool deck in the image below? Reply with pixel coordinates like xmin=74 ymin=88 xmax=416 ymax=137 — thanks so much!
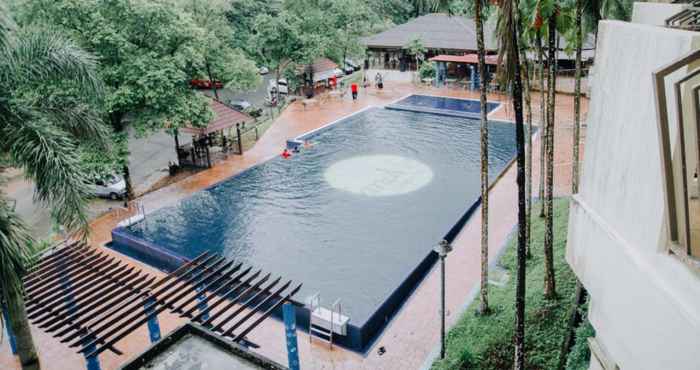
xmin=0 ymin=82 xmax=587 ymax=370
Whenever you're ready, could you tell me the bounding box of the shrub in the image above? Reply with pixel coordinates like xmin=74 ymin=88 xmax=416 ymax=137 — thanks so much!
xmin=420 ymin=62 xmax=436 ymax=79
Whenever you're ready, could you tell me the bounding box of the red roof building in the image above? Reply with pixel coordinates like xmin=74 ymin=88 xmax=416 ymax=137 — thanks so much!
xmin=181 ymin=99 xmax=254 ymax=136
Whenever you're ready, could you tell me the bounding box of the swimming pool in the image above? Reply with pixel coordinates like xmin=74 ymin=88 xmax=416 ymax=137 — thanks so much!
xmin=386 ymin=94 xmax=500 ymax=118
xmin=111 ymin=103 xmax=516 ymax=351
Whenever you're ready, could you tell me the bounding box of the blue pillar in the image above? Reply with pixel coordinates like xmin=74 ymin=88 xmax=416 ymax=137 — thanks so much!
xmin=283 ymin=303 xmax=300 ymax=370
xmin=195 ymin=285 xmax=210 ymax=321
xmin=470 ymin=65 xmax=476 ymax=90
xmin=2 ymin=306 xmax=17 ymax=355
xmin=84 ymin=332 xmax=101 ymax=370
xmin=144 ymin=296 xmax=161 ymax=343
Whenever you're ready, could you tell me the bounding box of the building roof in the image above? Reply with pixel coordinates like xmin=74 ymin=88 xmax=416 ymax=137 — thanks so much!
xmin=181 ymin=99 xmax=254 ymax=136
xmin=429 ymin=53 xmax=500 ymax=65
xmin=363 ymin=13 xmax=497 ymax=52
xmin=364 ymin=13 xmax=597 ymax=61
xmin=296 ymin=57 xmax=340 ymax=82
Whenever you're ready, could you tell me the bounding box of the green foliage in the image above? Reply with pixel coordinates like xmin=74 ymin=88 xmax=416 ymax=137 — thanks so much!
xmin=16 ymin=0 xmax=258 ymax=133
xmin=78 ymin=132 xmax=129 ymax=182
xmin=432 ymin=199 xmax=582 ymax=370
xmin=419 ymin=61 xmax=436 ymax=79
xmin=566 ymin=318 xmax=595 ymax=370
xmin=1 ymin=7 xmax=107 ymax=323
xmin=405 ymin=36 xmax=427 ymax=65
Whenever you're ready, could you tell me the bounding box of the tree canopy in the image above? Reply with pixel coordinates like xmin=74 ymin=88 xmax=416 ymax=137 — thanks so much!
xmin=17 ymin=0 xmax=258 ymax=133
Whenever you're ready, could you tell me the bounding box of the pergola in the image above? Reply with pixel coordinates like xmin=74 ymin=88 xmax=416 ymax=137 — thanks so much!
xmin=176 ymin=99 xmax=254 ymax=168
xmin=6 ymin=241 xmax=302 ymax=369
xmin=429 ymin=53 xmax=500 ymax=88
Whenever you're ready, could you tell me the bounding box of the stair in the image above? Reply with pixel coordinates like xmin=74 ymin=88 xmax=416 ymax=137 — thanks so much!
xmin=307 ymin=294 xmax=349 ymax=349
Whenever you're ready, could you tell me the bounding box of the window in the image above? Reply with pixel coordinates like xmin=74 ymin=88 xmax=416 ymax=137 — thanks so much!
xmin=653 ymin=50 xmax=700 ymax=266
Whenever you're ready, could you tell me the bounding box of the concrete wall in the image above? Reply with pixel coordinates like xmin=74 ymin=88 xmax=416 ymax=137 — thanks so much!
xmin=631 ymin=2 xmax=689 ymax=27
xmin=566 ymin=20 xmax=700 ymax=370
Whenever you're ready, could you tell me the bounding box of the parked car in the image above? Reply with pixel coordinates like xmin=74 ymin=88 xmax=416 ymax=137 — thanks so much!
xmin=345 ymin=58 xmax=361 ymax=72
xmin=268 ymin=78 xmax=288 ymax=95
xmin=190 ymin=79 xmax=223 ymax=89
xmin=343 ymin=65 xmax=354 ymax=75
xmin=259 ymin=66 xmax=269 ymax=75
xmin=229 ymin=99 xmax=252 ymax=111
xmin=91 ymin=175 xmax=126 ymax=200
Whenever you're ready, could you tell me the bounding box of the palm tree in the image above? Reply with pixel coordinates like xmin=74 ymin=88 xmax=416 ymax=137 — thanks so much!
xmin=1 ymin=10 xmax=107 ymax=369
xmin=427 ymin=0 xmax=493 ymax=315
xmin=495 ymin=0 xmax=527 ymax=365
xmin=520 ymin=48 xmax=533 ymax=259
xmin=474 ymin=0 xmax=491 ymax=315
xmin=572 ymin=0 xmax=582 ymax=194
xmin=543 ymin=6 xmax=557 ymax=300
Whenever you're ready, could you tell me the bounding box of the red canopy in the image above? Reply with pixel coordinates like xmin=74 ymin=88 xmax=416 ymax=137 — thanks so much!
xmin=429 ymin=53 xmax=500 ymax=66
xmin=181 ymin=99 xmax=254 ymax=136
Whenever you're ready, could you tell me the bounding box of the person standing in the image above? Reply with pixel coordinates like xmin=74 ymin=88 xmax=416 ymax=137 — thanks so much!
xmin=351 ymin=82 xmax=358 ymax=101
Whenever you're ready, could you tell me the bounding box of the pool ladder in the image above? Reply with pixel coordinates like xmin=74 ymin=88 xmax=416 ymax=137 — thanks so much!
xmin=308 ymin=294 xmax=344 ymax=349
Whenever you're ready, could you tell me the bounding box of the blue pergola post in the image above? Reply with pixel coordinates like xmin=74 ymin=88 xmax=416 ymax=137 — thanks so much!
xmin=195 ymin=285 xmax=210 ymax=321
xmin=283 ymin=303 xmax=300 ymax=370
xmin=83 ymin=332 xmax=101 ymax=370
xmin=144 ymin=295 xmax=161 ymax=343
xmin=470 ymin=65 xmax=476 ymax=90
xmin=2 ymin=306 xmax=17 ymax=355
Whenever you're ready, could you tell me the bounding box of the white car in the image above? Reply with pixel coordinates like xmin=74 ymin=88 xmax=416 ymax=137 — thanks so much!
xmin=268 ymin=78 xmax=288 ymax=95
xmin=259 ymin=66 xmax=269 ymax=75
xmin=92 ymin=175 xmax=126 ymax=200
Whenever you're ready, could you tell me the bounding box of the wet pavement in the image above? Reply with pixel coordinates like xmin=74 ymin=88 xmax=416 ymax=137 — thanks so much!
xmin=1 ymin=81 xmax=587 ymax=370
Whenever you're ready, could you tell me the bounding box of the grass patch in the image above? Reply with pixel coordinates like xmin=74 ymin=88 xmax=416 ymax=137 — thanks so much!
xmin=432 ymin=198 xmax=585 ymax=370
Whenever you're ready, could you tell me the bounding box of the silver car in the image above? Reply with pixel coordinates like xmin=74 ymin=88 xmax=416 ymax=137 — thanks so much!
xmin=92 ymin=175 xmax=126 ymax=200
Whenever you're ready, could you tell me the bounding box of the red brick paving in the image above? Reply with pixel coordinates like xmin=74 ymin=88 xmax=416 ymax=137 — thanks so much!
xmin=0 ymin=82 xmax=586 ymax=370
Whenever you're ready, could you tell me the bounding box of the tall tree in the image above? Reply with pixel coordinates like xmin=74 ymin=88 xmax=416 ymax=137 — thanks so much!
xmin=543 ymin=3 xmax=557 ymax=299
xmin=521 ymin=48 xmax=533 ymax=259
xmin=179 ymin=0 xmax=260 ymax=101
xmin=474 ymin=0 xmax=491 ymax=315
xmin=19 ymin=0 xmax=259 ymax=196
xmin=572 ymin=0 xmax=582 ymax=193
xmin=1 ymin=9 xmax=108 ymax=369
xmin=495 ymin=0 xmax=528 ymax=366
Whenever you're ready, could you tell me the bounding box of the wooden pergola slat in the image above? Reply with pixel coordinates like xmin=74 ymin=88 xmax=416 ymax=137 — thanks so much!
xmin=20 ymin=242 xmax=302 ymax=362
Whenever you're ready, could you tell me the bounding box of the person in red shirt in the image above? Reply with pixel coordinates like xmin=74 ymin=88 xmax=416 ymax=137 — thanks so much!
xmin=281 ymin=148 xmax=291 ymax=159
xmin=351 ymin=83 xmax=358 ymax=101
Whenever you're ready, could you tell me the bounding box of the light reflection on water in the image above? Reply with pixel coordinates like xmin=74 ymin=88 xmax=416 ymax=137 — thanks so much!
xmin=124 ymin=108 xmax=517 ymax=322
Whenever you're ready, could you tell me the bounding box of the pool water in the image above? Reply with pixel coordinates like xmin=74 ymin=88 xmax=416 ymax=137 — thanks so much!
xmin=113 ymin=106 xmax=516 ymax=349
xmin=387 ymin=94 xmax=501 ymax=118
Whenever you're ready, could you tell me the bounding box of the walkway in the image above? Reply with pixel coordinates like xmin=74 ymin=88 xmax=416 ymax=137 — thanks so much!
xmin=0 ymin=82 xmax=587 ymax=370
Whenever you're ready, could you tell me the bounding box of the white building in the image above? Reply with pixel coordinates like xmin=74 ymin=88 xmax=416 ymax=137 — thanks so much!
xmin=565 ymin=3 xmax=700 ymax=370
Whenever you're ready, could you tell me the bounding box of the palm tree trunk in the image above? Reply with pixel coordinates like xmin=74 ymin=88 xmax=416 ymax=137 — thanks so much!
xmin=521 ymin=49 xmax=533 ymax=259
xmin=475 ymin=0 xmax=490 ymax=315
xmin=536 ymin=32 xmax=547 ymax=218
xmin=7 ymin=293 xmax=40 ymax=370
xmin=510 ymin=14 xmax=528 ymax=370
xmin=543 ymin=14 xmax=557 ymax=300
xmin=573 ymin=0 xmax=583 ymax=194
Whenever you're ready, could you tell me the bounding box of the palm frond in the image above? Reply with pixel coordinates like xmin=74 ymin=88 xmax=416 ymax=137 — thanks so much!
xmin=0 ymin=196 xmax=33 ymax=303
xmin=4 ymin=26 xmax=103 ymax=100
xmin=2 ymin=117 xmax=91 ymax=234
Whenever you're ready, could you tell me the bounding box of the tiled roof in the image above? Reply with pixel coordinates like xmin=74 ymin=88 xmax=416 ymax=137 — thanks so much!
xmin=362 ymin=13 xmax=498 ymax=52
xmin=182 ymin=99 xmax=254 ymax=135
xmin=296 ymin=57 xmax=339 ymax=74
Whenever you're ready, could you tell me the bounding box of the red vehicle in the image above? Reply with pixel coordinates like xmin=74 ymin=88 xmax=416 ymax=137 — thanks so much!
xmin=190 ymin=79 xmax=224 ymax=89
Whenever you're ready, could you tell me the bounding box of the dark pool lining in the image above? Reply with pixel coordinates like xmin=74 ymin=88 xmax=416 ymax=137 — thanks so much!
xmin=109 ymin=107 xmax=522 ymax=354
